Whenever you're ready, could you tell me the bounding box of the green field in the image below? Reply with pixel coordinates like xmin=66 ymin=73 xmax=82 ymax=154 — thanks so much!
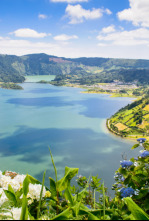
xmin=108 ymin=96 xmax=149 ymax=140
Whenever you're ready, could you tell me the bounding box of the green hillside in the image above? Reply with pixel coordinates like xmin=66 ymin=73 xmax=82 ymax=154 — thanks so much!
xmin=69 ymin=57 xmax=149 ymax=69
xmin=0 ymin=53 xmax=149 ymax=84
xmin=0 ymin=55 xmax=25 ymax=83
xmin=108 ymin=96 xmax=149 ymax=140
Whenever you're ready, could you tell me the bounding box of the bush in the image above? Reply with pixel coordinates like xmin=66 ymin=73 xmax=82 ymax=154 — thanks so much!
xmin=0 ymin=144 xmax=149 ymax=220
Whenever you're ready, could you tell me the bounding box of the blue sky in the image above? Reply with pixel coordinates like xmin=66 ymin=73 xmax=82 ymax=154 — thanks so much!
xmin=0 ymin=0 xmax=149 ymax=59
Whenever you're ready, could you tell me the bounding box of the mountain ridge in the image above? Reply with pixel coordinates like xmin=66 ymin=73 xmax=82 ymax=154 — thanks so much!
xmin=0 ymin=53 xmax=149 ymax=83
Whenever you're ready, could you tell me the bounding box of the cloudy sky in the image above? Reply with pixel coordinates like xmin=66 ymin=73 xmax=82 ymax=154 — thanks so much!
xmin=0 ymin=0 xmax=149 ymax=59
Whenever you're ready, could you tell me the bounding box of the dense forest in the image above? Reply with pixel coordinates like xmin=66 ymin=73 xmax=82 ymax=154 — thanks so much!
xmin=0 ymin=53 xmax=149 ymax=84
xmin=72 ymin=69 xmax=149 ymax=85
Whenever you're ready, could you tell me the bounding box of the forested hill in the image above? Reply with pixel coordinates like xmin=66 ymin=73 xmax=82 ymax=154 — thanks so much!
xmin=0 ymin=53 xmax=149 ymax=83
xmin=68 ymin=57 xmax=149 ymax=69
xmin=108 ymin=95 xmax=149 ymax=139
xmin=0 ymin=55 xmax=25 ymax=83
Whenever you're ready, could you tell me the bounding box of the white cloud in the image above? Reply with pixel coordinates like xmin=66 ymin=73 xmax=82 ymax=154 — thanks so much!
xmin=38 ymin=14 xmax=48 ymax=19
xmin=54 ymin=34 xmax=78 ymax=41
xmin=65 ymin=4 xmax=111 ymax=24
xmin=105 ymin=9 xmax=112 ymax=15
xmin=51 ymin=0 xmax=88 ymax=2
xmin=97 ymin=28 xmax=149 ymax=46
xmin=118 ymin=0 xmax=149 ymax=27
xmin=98 ymin=43 xmax=107 ymax=47
xmin=0 ymin=38 xmax=60 ymax=56
xmin=10 ymin=28 xmax=48 ymax=38
xmin=0 ymin=36 xmax=149 ymax=59
xmin=102 ymin=25 xmax=115 ymax=33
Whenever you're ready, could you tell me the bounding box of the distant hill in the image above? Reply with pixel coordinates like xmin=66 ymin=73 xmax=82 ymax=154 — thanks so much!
xmin=0 ymin=53 xmax=149 ymax=83
xmin=108 ymin=95 xmax=149 ymax=139
xmin=0 ymin=55 xmax=25 ymax=83
xmin=68 ymin=57 xmax=149 ymax=69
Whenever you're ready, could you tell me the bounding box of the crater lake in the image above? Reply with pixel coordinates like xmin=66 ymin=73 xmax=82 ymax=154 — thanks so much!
xmin=0 ymin=77 xmax=139 ymax=192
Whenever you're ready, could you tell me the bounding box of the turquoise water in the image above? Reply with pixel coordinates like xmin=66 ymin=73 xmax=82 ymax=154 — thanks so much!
xmin=0 ymin=82 xmax=140 ymax=191
xmin=25 ymin=75 xmax=55 ymax=82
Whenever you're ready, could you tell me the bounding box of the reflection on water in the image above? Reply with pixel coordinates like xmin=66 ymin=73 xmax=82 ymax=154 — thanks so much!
xmin=0 ymin=82 xmax=139 ymax=191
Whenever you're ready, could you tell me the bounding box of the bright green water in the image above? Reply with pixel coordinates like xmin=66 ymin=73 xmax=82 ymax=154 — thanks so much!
xmin=0 ymin=79 xmax=140 ymax=190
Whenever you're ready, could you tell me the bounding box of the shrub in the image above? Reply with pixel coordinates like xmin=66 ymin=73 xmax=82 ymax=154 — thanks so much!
xmin=0 ymin=144 xmax=149 ymax=220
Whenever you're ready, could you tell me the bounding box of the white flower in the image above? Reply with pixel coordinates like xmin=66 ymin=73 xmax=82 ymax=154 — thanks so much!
xmin=0 ymin=176 xmax=12 ymax=190
xmin=134 ymin=162 xmax=139 ymax=167
xmin=40 ymin=215 xmax=49 ymax=220
xmin=0 ymin=211 xmax=12 ymax=220
xmin=0 ymin=176 xmax=20 ymax=192
xmin=28 ymin=184 xmax=46 ymax=201
xmin=139 ymin=150 xmax=144 ymax=153
xmin=0 ymin=188 xmax=3 ymax=195
xmin=11 ymin=208 xmax=22 ymax=220
xmin=135 ymin=189 xmax=140 ymax=196
xmin=0 ymin=173 xmax=25 ymax=193
xmin=1 ymin=207 xmax=29 ymax=220
xmin=0 ymin=171 xmax=47 ymax=209
xmin=14 ymin=174 xmax=26 ymax=185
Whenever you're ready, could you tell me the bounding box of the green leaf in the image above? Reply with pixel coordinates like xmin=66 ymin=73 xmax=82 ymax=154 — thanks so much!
xmin=57 ymin=167 xmax=79 ymax=192
xmin=77 ymin=189 xmax=88 ymax=201
xmin=49 ymin=147 xmax=58 ymax=183
xmin=119 ymin=168 xmax=128 ymax=176
xmin=37 ymin=170 xmax=46 ymax=220
xmin=3 ymin=190 xmax=17 ymax=206
xmin=23 ymin=175 xmax=30 ymax=196
xmin=64 ymin=188 xmax=74 ymax=206
xmin=131 ymin=144 xmax=140 ymax=149
xmin=77 ymin=176 xmax=91 ymax=202
xmin=28 ymin=175 xmax=41 ymax=185
xmin=20 ymin=194 xmax=28 ymax=221
xmin=51 ymin=208 xmax=70 ymax=220
xmin=79 ymin=209 xmax=100 ymax=220
xmin=8 ymin=184 xmax=15 ymax=195
xmin=49 ymin=177 xmax=57 ymax=198
xmin=124 ymin=197 xmax=149 ymax=220
xmin=102 ymin=181 xmax=106 ymax=220
xmin=20 ymin=175 xmax=30 ymax=220
xmin=71 ymin=201 xmax=82 ymax=217
xmin=15 ymin=189 xmax=23 ymax=201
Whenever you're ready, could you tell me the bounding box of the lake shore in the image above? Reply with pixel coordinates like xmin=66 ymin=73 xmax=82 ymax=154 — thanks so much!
xmin=63 ymin=83 xmax=143 ymax=142
xmin=54 ymin=82 xmax=139 ymax=99
xmin=23 ymin=77 xmax=146 ymax=142
xmin=106 ymin=119 xmax=149 ymax=142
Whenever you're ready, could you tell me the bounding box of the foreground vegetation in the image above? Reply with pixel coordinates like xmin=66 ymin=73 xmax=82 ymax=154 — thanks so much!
xmin=108 ymin=95 xmax=149 ymax=140
xmin=0 ymin=143 xmax=149 ymax=220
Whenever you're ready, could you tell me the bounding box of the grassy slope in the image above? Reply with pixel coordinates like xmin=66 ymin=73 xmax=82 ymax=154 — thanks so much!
xmin=108 ymin=96 xmax=149 ymax=140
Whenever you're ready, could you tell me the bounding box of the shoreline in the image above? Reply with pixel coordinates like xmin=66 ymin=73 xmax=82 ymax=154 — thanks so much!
xmin=63 ymin=83 xmax=142 ymax=142
xmin=82 ymin=90 xmax=138 ymax=99
xmin=55 ymin=82 xmax=139 ymax=99
xmin=24 ymin=79 xmax=147 ymax=142
xmin=106 ymin=119 xmax=149 ymax=142
xmin=61 ymin=83 xmax=147 ymax=142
